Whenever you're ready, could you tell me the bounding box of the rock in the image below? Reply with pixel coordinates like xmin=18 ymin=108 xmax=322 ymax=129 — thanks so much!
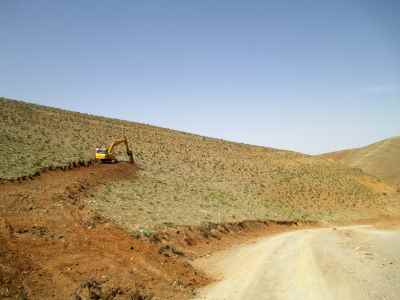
xmin=158 ymin=245 xmax=185 ymax=257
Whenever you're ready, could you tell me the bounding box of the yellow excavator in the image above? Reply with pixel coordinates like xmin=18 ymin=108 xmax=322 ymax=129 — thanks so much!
xmin=95 ymin=137 xmax=134 ymax=163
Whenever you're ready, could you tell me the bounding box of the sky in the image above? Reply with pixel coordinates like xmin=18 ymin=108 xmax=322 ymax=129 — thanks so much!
xmin=1 ymin=0 xmax=399 ymax=154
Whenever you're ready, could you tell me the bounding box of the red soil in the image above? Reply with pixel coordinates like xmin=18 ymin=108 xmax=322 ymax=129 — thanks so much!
xmin=0 ymin=163 xmax=209 ymax=299
xmin=0 ymin=162 xmax=319 ymax=299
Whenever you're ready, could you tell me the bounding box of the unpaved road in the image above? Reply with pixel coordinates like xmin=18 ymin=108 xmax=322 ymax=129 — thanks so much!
xmin=193 ymin=226 xmax=400 ymax=300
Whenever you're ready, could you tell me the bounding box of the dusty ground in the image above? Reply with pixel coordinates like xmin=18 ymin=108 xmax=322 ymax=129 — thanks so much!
xmin=193 ymin=225 xmax=400 ymax=300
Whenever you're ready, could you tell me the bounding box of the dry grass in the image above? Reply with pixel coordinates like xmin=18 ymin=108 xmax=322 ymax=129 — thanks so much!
xmin=1 ymin=97 xmax=399 ymax=227
xmin=321 ymin=137 xmax=400 ymax=186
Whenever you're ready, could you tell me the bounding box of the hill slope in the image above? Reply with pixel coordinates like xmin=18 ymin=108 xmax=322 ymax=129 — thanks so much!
xmin=321 ymin=137 xmax=400 ymax=186
xmin=1 ymin=97 xmax=399 ymax=226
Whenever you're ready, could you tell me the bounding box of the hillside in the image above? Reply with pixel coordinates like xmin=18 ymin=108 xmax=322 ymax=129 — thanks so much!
xmin=321 ymin=137 xmax=400 ymax=186
xmin=1 ymin=97 xmax=399 ymax=227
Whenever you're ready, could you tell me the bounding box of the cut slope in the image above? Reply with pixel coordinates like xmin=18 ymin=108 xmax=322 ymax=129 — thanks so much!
xmin=321 ymin=137 xmax=400 ymax=186
xmin=1 ymin=97 xmax=399 ymax=225
xmin=0 ymin=162 xmax=209 ymax=299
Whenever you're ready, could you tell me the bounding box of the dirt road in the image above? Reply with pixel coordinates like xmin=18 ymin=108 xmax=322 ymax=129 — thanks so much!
xmin=193 ymin=226 xmax=400 ymax=300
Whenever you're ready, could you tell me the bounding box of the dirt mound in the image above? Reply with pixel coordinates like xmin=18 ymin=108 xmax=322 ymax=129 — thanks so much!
xmin=320 ymin=136 xmax=400 ymax=186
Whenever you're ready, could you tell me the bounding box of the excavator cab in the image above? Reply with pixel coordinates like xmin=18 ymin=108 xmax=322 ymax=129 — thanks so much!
xmin=95 ymin=137 xmax=134 ymax=163
xmin=95 ymin=147 xmax=114 ymax=162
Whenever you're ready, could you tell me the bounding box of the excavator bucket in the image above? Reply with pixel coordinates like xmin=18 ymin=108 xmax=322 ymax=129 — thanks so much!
xmin=127 ymin=150 xmax=134 ymax=164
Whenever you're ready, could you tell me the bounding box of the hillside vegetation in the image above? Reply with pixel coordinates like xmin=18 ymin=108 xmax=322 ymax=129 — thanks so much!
xmin=321 ymin=137 xmax=400 ymax=186
xmin=1 ymin=97 xmax=399 ymax=227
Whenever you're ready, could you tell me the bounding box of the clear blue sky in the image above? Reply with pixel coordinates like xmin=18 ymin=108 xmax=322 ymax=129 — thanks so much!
xmin=1 ymin=0 xmax=399 ymax=154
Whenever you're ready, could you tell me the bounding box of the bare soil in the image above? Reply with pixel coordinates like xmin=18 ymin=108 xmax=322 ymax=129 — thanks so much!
xmin=0 ymin=163 xmax=209 ymax=299
xmin=0 ymin=163 xmax=310 ymax=299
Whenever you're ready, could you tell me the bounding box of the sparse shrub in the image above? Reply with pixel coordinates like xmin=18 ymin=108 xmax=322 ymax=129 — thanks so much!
xmin=130 ymin=290 xmax=154 ymax=300
xmin=139 ymin=227 xmax=153 ymax=238
xmin=1 ymin=97 xmax=396 ymax=226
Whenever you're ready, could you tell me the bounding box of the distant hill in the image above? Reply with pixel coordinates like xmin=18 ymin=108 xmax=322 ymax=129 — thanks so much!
xmin=320 ymin=137 xmax=400 ymax=186
xmin=1 ymin=97 xmax=399 ymax=225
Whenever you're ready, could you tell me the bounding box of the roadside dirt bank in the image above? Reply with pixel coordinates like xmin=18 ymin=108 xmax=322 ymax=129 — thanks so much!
xmin=341 ymin=216 xmax=400 ymax=229
xmin=152 ymin=220 xmax=318 ymax=260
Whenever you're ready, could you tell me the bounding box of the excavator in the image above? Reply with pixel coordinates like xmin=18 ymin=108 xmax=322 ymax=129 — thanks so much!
xmin=95 ymin=137 xmax=134 ymax=163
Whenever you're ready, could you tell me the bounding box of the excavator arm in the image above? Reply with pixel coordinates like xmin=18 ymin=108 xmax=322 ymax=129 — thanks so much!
xmin=108 ymin=139 xmax=128 ymax=153
xmin=107 ymin=138 xmax=134 ymax=163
